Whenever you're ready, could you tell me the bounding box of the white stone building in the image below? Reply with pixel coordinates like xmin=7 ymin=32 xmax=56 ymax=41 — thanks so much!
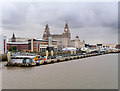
xmin=71 ymin=36 xmax=85 ymax=49
xmin=42 ymin=22 xmax=85 ymax=50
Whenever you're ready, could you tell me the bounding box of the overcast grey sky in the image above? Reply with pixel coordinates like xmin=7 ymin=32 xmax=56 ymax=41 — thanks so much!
xmin=2 ymin=2 xmax=118 ymax=44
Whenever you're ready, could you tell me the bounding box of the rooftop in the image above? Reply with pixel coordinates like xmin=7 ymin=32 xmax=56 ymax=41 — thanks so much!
xmin=7 ymin=42 xmax=28 ymax=44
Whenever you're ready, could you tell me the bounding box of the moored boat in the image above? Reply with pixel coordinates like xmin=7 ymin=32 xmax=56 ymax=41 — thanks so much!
xmin=6 ymin=56 xmax=37 ymax=67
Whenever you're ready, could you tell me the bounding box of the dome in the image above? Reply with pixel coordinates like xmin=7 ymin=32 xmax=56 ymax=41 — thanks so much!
xmin=76 ymin=35 xmax=79 ymax=38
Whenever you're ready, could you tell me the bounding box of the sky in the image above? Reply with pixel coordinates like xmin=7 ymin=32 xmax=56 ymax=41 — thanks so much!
xmin=1 ymin=2 xmax=118 ymax=44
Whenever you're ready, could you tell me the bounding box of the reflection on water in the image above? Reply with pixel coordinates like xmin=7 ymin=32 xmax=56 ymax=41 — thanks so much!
xmin=2 ymin=54 xmax=118 ymax=89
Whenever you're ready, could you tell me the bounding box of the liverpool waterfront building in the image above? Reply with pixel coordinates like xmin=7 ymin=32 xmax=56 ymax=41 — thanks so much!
xmin=7 ymin=33 xmax=29 ymax=52
xmin=7 ymin=33 xmax=57 ymax=52
xmin=42 ymin=22 xmax=85 ymax=50
xmin=7 ymin=22 xmax=85 ymax=52
xmin=28 ymin=38 xmax=57 ymax=52
xmin=71 ymin=35 xmax=85 ymax=49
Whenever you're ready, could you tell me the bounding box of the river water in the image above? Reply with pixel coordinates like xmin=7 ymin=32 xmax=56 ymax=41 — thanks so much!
xmin=1 ymin=54 xmax=118 ymax=89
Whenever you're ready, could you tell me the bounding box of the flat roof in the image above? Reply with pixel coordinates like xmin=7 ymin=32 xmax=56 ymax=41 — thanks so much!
xmin=7 ymin=42 xmax=28 ymax=44
xmin=28 ymin=38 xmax=57 ymax=42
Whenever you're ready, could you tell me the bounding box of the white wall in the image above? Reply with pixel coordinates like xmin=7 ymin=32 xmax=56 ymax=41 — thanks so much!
xmin=0 ymin=35 xmax=7 ymax=54
xmin=0 ymin=34 xmax=3 ymax=54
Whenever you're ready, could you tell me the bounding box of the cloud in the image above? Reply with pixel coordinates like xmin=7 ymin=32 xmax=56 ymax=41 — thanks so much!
xmin=2 ymin=2 xmax=118 ymax=44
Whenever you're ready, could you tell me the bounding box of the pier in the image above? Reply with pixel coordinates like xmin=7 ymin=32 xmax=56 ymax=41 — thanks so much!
xmin=5 ymin=51 xmax=119 ymax=67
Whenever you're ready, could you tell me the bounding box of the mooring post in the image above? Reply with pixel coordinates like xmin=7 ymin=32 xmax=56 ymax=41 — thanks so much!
xmin=46 ymin=50 xmax=48 ymax=58
xmin=74 ymin=50 xmax=76 ymax=54
xmin=51 ymin=50 xmax=53 ymax=56
xmin=7 ymin=52 xmax=10 ymax=62
xmin=71 ymin=50 xmax=73 ymax=54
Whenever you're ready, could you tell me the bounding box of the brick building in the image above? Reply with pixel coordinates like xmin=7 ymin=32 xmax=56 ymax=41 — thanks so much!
xmin=7 ymin=33 xmax=28 ymax=51
xmin=7 ymin=42 xmax=28 ymax=51
xmin=28 ymin=38 xmax=57 ymax=52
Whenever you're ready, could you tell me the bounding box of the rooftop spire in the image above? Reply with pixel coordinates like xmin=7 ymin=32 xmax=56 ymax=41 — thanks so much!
xmin=46 ymin=24 xmax=49 ymax=29
xmin=12 ymin=33 xmax=15 ymax=38
xmin=65 ymin=21 xmax=68 ymax=28
xmin=45 ymin=24 xmax=50 ymax=33
xmin=76 ymin=35 xmax=79 ymax=38
xmin=12 ymin=33 xmax=16 ymax=42
xmin=42 ymin=24 xmax=51 ymax=39
xmin=64 ymin=21 xmax=69 ymax=32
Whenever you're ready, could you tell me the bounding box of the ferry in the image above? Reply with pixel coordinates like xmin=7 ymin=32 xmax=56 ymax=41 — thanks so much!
xmin=6 ymin=56 xmax=37 ymax=67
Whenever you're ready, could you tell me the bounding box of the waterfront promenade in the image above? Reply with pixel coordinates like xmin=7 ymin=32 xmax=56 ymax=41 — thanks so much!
xmin=2 ymin=54 xmax=118 ymax=89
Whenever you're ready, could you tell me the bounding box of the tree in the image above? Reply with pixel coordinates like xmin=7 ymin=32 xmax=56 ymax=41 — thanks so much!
xmin=9 ymin=46 xmax=17 ymax=51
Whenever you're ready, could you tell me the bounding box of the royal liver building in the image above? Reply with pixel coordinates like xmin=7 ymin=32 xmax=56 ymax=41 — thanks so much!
xmin=42 ymin=22 xmax=85 ymax=50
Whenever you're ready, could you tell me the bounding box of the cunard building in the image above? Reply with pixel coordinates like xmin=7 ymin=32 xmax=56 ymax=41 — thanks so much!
xmin=43 ymin=22 xmax=85 ymax=50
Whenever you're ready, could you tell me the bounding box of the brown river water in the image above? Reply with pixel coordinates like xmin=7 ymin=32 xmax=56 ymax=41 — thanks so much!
xmin=1 ymin=54 xmax=118 ymax=89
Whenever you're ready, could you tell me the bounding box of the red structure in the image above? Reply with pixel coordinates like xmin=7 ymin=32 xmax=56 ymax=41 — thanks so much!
xmin=4 ymin=39 xmax=6 ymax=53
xmin=7 ymin=33 xmax=28 ymax=52
xmin=7 ymin=42 xmax=28 ymax=51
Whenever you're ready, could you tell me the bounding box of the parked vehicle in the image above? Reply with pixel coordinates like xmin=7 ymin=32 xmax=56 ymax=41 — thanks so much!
xmin=56 ymin=56 xmax=65 ymax=61
xmin=34 ymin=55 xmax=44 ymax=65
xmin=49 ymin=55 xmax=57 ymax=63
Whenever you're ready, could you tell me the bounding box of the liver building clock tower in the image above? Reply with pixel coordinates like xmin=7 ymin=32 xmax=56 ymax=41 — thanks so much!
xmin=64 ymin=21 xmax=70 ymax=37
xmin=42 ymin=21 xmax=72 ymax=50
xmin=62 ymin=21 xmax=71 ymax=48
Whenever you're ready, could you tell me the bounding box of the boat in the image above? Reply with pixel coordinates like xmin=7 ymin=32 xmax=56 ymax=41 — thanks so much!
xmin=6 ymin=56 xmax=37 ymax=67
xmin=34 ymin=55 xmax=44 ymax=65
